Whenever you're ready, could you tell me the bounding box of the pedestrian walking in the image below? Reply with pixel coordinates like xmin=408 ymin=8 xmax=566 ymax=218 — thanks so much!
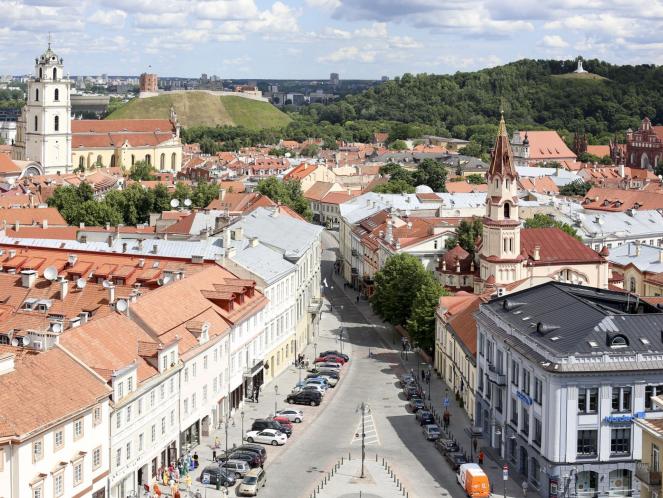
xmin=421 ymin=369 xmax=425 ymax=381
xmin=254 ymin=385 xmax=260 ymax=403
xmin=478 ymin=450 xmax=484 ymax=465
xmin=356 ymin=295 xmax=360 ymax=303
xmin=522 ymin=480 xmax=529 ymax=497
xmin=443 ymin=410 xmax=450 ymax=430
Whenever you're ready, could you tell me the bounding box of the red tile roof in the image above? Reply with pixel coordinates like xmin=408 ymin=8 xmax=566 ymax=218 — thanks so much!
xmin=0 ymin=154 xmax=21 ymax=174
xmin=520 ymin=227 xmax=603 ymax=265
xmin=0 ymin=207 xmax=66 ymax=226
xmin=445 ymin=181 xmax=487 ymax=194
xmin=583 ymin=187 xmax=663 ymax=211
xmin=517 ymin=131 xmax=576 ymax=161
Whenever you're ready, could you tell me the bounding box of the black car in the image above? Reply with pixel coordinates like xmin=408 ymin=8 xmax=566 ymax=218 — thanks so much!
xmin=408 ymin=397 xmax=425 ymax=412
xmin=404 ymin=385 xmax=421 ymax=400
xmin=318 ymin=350 xmax=350 ymax=362
xmin=434 ymin=438 xmax=460 ymax=455
xmin=445 ymin=452 xmax=468 ymax=471
xmin=416 ymin=410 xmax=435 ymax=425
xmin=286 ymin=390 xmax=321 ymax=406
xmin=236 ymin=444 xmax=267 ymax=462
xmin=200 ymin=465 xmax=236 ymax=487
xmin=251 ymin=418 xmax=292 ymax=438
xmin=218 ymin=451 xmax=262 ymax=468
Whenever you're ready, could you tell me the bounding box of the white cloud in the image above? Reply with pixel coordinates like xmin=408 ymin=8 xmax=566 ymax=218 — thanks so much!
xmin=389 ymin=36 xmax=422 ymax=49
xmin=194 ymin=0 xmax=259 ymax=21
xmin=540 ymin=34 xmax=568 ymax=48
xmin=89 ymin=9 xmax=127 ymax=26
xmin=318 ymin=46 xmax=376 ymax=63
xmin=305 ymin=0 xmax=341 ymax=10
xmin=134 ymin=12 xmax=187 ymax=28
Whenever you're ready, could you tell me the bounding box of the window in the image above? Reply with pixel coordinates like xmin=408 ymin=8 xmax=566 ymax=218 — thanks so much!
xmin=578 ymin=388 xmax=599 ymax=413
xmin=116 ymin=411 xmax=121 ymax=429
xmin=203 ymin=385 xmax=208 ymax=401
xmin=160 ymin=153 xmax=165 ymax=170
xmin=116 ymin=447 xmax=121 ymax=467
xmin=511 ymin=360 xmax=519 ymax=386
xmin=533 ymin=418 xmax=542 ymax=447
xmin=169 ymin=378 xmax=174 ymax=394
xmin=54 ymin=471 xmax=64 ymax=497
xmin=653 ymin=444 xmax=660 ymax=472
xmin=522 ymin=406 xmax=530 ymax=437
xmin=52 ymin=67 xmax=57 ymax=80
xmin=128 ymin=377 xmax=133 ymax=392
xmin=534 ymin=377 xmax=543 ymax=405
xmin=510 ymin=397 xmax=519 ymax=426
xmin=54 ymin=88 xmax=59 ymax=101
xmin=93 ymin=447 xmax=101 ymax=469
xmin=611 ymin=428 xmax=631 ymax=454
xmin=35 ymin=88 xmax=39 ymax=101
xmin=150 ymin=391 xmax=155 ymax=407
xmin=170 ymin=410 xmax=175 ymax=426
xmin=93 ymin=406 xmax=102 ymax=426
xmin=192 ymin=362 xmax=197 ymax=377
xmin=161 ymin=417 xmax=166 ymax=435
xmin=33 ymin=483 xmax=43 ymax=498
xmin=138 ymin=398 xmax=143 ymax=416
xmin=126 ymin=442 xmax=131 ymax=460
xmin=171 ymin=152 xmax=176 ymax=169
xmin=522 ymin=370 xmax=531 ymax=394
xmin=151 ymin=425 xmax=156 ymax=442
xmin=118 ymin=382 xmax=124 ymax=399
xmin=184 ymin=368 xmax=189 ymax=382
xmin=577 ymin=430 xmax=598 ymax=456
xmin=496 ymin=387 xmax=504 ymax=413
xmin=478 ymin=333 xmax=485 ymax=357
xmin=160 ymin=384 xmax=165 ymax=400
xmin=33 ymin=439 xmax=43 ymax=462
xmin=126 ymin=405 xmax=131 ymax=423
xmin=145 ymin=154 xmax=151 ymax=165
xmin=645 ymin=385 xmax=663 ymax=410
xmin=34 ymin=115 xmax=38 ymax=132
xmin=204 ymin=355 xmax=208 ymax=369
xmin=612 ymin=387 xmax=632 ymax=413
xmin=192 ymin=393 xmax=197 ymax=409
xmin=478 ymin=367 xmax=484 ymax=392
xmin=53 ymin=429 xmax=64 ymax=450
xmin=139 ymin=433 xmax=144 ymax=451
xmin=162 ymin=356 xmax=167 ymax=371
xmin=184 ymin=398 xmax=188 ymax=414
xmin=73 ymin=460 xmax=83 ymax=486
xmin=54 ymin=115 xmax=59 ymax=132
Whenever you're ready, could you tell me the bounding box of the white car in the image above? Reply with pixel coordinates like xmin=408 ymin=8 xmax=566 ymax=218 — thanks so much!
xmin=305 ymin=379 xmax=329 ymax=391
xmin=314 ymin=361 xmax=342 ymax=370
xmin=318 ymin=374 xmax=338 ymax=387
xmin=275 ymin=409 xmax=304 ymax=423
xmin=244 ymin=429 xmax=287 ymax=446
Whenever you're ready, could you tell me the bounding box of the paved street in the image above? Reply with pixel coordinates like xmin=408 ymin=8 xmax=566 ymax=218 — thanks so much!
xmin=176 ymin=229 xmax=530 ymax=498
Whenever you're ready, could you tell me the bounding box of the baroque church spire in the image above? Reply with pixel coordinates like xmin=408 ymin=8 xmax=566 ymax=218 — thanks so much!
xmin=488 ymin=112 xmax=518 ymax=179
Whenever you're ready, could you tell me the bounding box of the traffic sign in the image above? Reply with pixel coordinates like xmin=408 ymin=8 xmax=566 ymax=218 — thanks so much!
xmin=503 ymin=464 xmax=509 ymax=481
xmin=202 ymin=473 xmax=210 ymax=485
xmin=443 ymin=397 xmax=449 ymax=407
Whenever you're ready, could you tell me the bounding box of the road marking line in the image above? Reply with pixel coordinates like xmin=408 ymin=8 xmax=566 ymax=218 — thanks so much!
xmin=350 ymin=410 xmax=381 ymax=446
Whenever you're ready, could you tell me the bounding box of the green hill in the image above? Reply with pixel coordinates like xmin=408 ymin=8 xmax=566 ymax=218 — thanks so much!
xmin=106 ymin=92 xmax=291 ymax=129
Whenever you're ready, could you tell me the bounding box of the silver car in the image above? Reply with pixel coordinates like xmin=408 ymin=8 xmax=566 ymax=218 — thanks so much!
xmin=220 ymin=459 xmax=251 ymax=478
xmin=275 ymin=409 xmax=304 ymax=423
xmin=423 ymin=424 xmax=441 ymax=441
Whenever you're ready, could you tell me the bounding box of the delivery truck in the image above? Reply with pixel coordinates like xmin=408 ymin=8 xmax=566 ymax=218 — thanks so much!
xmin=457 ymin=463 xmax=491 ymax=498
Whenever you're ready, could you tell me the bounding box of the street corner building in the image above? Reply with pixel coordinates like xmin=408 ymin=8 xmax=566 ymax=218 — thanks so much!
xmin=475 ymin=281 xmax=663 ymax=498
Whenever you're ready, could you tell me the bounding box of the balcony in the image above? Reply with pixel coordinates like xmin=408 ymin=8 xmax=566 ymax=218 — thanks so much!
xmin=636 ymin=463 xmax=662 ymax=486
xmin=487 ymin=364 xmax=506 ymax=386
xmin=308 ymin=298 xmax=323 ymax=314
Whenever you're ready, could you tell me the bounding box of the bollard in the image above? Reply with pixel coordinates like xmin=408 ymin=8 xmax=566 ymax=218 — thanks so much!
xmin=397 ymin=479 xmax=400 ymax=487
xmin=375 ymin=453 xmax=378 ymax=461
xmin=341 ymin=456 xmax=344 ymax=464
xmin=349 ymin=451 xmax=351 ymax=460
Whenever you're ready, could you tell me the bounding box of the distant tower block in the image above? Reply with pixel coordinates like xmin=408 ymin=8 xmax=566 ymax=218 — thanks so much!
xmin=330 ymin=72 xmax=340 ymax=85
xmin=139 ymin=73 xmax=158 ymax=93
xmin=574 ymin=59 xmax=587 ymax=74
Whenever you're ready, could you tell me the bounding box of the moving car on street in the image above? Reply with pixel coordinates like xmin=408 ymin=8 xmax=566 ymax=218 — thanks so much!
xmin=275 ymin=409 xmax=304 ymax=423
xmin=245 ymin=429 xmax=287 ymax=446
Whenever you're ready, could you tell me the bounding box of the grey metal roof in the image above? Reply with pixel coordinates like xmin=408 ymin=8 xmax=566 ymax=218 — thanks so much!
xmin=0 ymin=235 xmax=225 ymax=260
xmin=233 ymin=207 xmax=322 ymax=260
xmin=229 ymin=241 xmax=295 ymax=285
xmin=609 ymin=242 xmax=663 ymax=272
xmin=483 ymin=282 xmax=663 ymax=358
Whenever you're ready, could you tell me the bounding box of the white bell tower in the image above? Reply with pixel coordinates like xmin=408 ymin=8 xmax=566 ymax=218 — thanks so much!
xmin=24 ymin=40 xmax=72 ymax=174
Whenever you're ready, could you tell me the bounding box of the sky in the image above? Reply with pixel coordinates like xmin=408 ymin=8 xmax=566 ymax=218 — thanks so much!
xmin=1 ymin=0 xmax=663 ymax=79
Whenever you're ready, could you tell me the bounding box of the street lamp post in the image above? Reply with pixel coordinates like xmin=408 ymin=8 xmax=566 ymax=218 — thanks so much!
xmin=240 ymin=410 xmax=245 ymax=443
xmin=339 ymin=328 xmax=344 ymax=355
xmin=356 ymin=402 xmax=369 ymax=478
xmin=274 ymin=384 xmax=279 ymax=416
xmin=427 ymin=364 xmax=432 ymax=400
xmin=314 ymin=342 xmax=317 ymax=361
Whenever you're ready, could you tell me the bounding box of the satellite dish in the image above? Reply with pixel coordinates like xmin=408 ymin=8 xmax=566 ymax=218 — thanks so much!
xmin=43 ymin=266 xmax=58 ymax=281
xmin=162 ymin=275 xmax=172 ymax=285
xmin=102 ymin=280 xmax=112 ymax=289
xmin=22 ymin=336 xmax=30 ymax=346
xmin=10 ymin=338 xmax=18 ymax=347
xmin=184 ymin=198 xmax=192 ymax=207
xmin=115 ymin=299 xmax=128 ymax=313
xmin=285 ymin=152 xmax=291 ymax=158
xmin=170 ymin=198 xmax=180 ymax=208
xmin=51 ymin=322 xmax=62 ymax=333
xmin=76 ymin=278 xmax=87 ymax=289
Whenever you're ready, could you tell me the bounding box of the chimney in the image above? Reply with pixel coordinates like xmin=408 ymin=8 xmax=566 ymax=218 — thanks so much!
xmin=107 ymin=235 xmax=113 ymax=247
xmin=151 ymin=243 xmax=158 ymax=255
xmin=619 ymin=163 xmax=625 ymax=178
xmin=533 ymin=245 xmax=541 ymax=261
xmin=20 ymin=269 xmax=37 ymax=288
xmin=79 ymin=222 xmax=85 ymax=229
xmin=249 ymin=237 xmax=259 ymax=247
xmin=122 ymin=242 xmax=128 ymax=253
xmin=636 ymin=243 xmax=641 ymax=257
xmin=43 ymin=219 xmax=48 ymax=229
xmin=223 ymin=229 xmax=231 ymax=248
xmin=59 ymin=277 xmax=68 ymax=300
xmin=107 ymin=284 xmax=115 ymax=304
xmin=218 ymin=189 xmax=226 ymax=201
xmin=385 ymin=219 xmax=393 ymax=244
xmin=233 ymin=227 xmax=243 ymax=241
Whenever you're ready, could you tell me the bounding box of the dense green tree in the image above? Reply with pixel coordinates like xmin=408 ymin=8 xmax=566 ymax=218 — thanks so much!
xmin=524 ymin=213 xmax=580 ymax=240
xmin=67 ymin=200 xmax=123 ymax=227
xmin=255 ymin=177 xmax=312 ymax=220
xmin=172 ymin=182 xmax=194 ymax=205
xmin=445 ymin=219 xmax=483 ymax=254
xmin=389 ymin=140 xmax=408 ymax=150
xmin=129 ymin=160 xmax=156 ymax=181
xmin=192 ymin=181 xmax=220 ymax=208
xmin=268 ymin=147 xmax=288 ymax=157
xmin=152 ymin=183 xmax=172 ymax=213
xmin=466 ymin=174 xmax=487 ymax=184
xmin=300 ymin=143 xmax=319 ymax=157
xmin=371 ymin=253 xmax=431 ymax=326
xmin=413 ymin=159 xmax=447 ymax=192
xmin=559 ymin=180 xmax=593 ymax=196
xmin=372 ymin=180 xmax=416 ymax=194
xmin=407 ymin=274 xmax=450 ymax=351
xmin=461 ymin=142 xmax=484 ymax=158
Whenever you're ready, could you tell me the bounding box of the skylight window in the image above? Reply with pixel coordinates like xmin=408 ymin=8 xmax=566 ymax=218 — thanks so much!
xmin=641 ymin=338 xmax=651 ymax=345
xmin=550 ymin=336 xmax=560 ymax=341
xmin=588 ymin=341 xmax=599 ymax=348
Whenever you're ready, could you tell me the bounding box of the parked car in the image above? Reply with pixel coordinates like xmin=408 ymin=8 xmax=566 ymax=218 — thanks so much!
xmin=399 ymin=373 xmax=416 ymax=387
xmin=306 ymin=374 xmax=337 ymax=387
xmin=435 ymin=438 xmax=460 ymax=455
xmin=445 ymin=452 xmax=469 ymax=471
xmin=318 ymin=350 xmax=350 ymax=362
xmin=237 ymin=467 xmax=267 ymax=496
xmin=235 ymin=444 xmax=267 ymax=462
xmin=219 ymin=459 xmax=251 ymax=478
xmin=275 ymin=409 xmax=304 ymax=423
xmin=416 ymin=410 xmax=435 ymax=425
xmin=315 ymin=355 xmax=346 ymax=364
xmin=305 ymin=378 xmax=330 ymax=390
xmin=318 ymin=374 xmax=338 ymax=387
xmin=219 ymin=451 xmax=261 ymax=468
xmin=245 ymin=429 xmax=287 ymax=446
xmin=286 ymin=390 xmax=321 ymax=406
xmin=404 ymin=385 xmax=421 ymax=400
xmin=409 ymin=397 xmax=425 ymax=412
xmin=316 ymin=367 xmax=341 ymax=378
xmin=251 ymin=418 xmax=292 ymax=437
xmin=200 ymin=465 xmax=236 ymax=487
xmin=422 ymin=424 xmax=441 ymax=441
xmin=296 ymin=384 xmax=326 ymax=396
xmin=314 ymin=361 xmax=342 ymax=370
xmin=271 ymin=416 xmax=293 ymax=430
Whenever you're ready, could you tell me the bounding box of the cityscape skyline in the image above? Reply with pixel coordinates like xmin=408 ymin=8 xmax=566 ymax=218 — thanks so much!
xmin=1 ymin=0 xmax=662 ymax=79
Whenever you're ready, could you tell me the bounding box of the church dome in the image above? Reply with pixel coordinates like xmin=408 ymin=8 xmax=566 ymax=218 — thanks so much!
xmin=38 ymin=45 xmax=61 ymax=65
xmin=415 ymin=184 xmax=434 ymax=194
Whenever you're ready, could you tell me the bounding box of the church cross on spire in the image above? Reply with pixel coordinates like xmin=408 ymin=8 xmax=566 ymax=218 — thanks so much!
xmin=48 ymin=32 xmax=52 ymax=49
xmin=498 ymin=110 xmax=507 ymax=137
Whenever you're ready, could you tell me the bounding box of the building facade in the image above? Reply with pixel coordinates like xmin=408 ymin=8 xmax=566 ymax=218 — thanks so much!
xmin=625 ymin=118 xmax=663 ymax=170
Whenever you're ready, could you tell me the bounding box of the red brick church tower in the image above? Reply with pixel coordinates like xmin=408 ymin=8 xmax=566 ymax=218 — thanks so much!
xmin=625 ymin=117 xmax=663 ymax=169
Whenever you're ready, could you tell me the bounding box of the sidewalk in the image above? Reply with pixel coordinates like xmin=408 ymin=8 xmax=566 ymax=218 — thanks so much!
xmin=158 ymin=299 xmax=346 ymax=497
xmin=313 ymin=457 xmax=410 ymax=498
xmin=332 ymin=270 xmax=527 ymax=498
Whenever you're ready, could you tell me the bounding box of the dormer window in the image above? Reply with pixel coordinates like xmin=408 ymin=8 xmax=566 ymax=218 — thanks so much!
xmin=609 ymin=334 xmax=629 ymax=349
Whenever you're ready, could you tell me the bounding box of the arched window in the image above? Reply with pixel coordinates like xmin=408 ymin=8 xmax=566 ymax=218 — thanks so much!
xmin=54 ymin=88 xmax=59 ymax=101
xmin=608 ymin=469 xmax=632 ymax=496
xmin=39 ymin=67 xmax=42 ymax=79
xmin=54 ymin=115 xmax=59 ymax=132
xmin=145 ymin=154 xmax=151 ymax=165
xmin=506 ymin=179 xmax=510 ymax=189
xmin=34 ymin=116 xmax=38 ymax=132
xmin=52 ymin=67 xmax=57 ymax=80
xmin=629 ymin=277 xmax=636 ymax=293
xmin=131 ymin=154 xmax=135 ymax=166
xmin=110 ymin=155 xmax=116 ymax=167
xmin=160 ymin=153 xmax=165 ymax=170
xmin=494 ymin=179 xmax=499 ymax=189
xmin=504 ymin=203 xmax=511 ymax=219
xmin=78 ymin=156 xmax=84 ymax=170
xmin=576 ymin=471 xmax=598 ymax=498
xmin=96 ymin=155 xmax=103 ymax=167
xmin=35 ymin=88 xmax=39 ymax=102
xmin=171 ymin=152 xmax=176 ymax=169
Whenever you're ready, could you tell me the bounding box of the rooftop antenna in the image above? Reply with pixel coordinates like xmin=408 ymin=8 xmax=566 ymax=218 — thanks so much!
xmin=51 ymin=322 xmax=62 ymax=334
xmin=48 ymin=32 xmax=52 ymax=50
xmin=101 ymin=280 xmax=112 ymax=289
xmin=184 ymin=198 xmax=192 ymax=207
xmin=170 ymin=198 xmax=180 ymax=209
xmin=22 ymin=336 xmax=30 ymax=346
xmin=10 ymin=338 xmax=18 ymax=347
xmin=43 ymin=266 xmax=58 ymax=282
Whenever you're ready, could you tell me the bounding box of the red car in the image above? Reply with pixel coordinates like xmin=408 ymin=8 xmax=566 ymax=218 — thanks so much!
xmin=314 ymin=355 xmax=346 ymax=365
xmin=271 ymin=416 xmax=293 ymax=430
